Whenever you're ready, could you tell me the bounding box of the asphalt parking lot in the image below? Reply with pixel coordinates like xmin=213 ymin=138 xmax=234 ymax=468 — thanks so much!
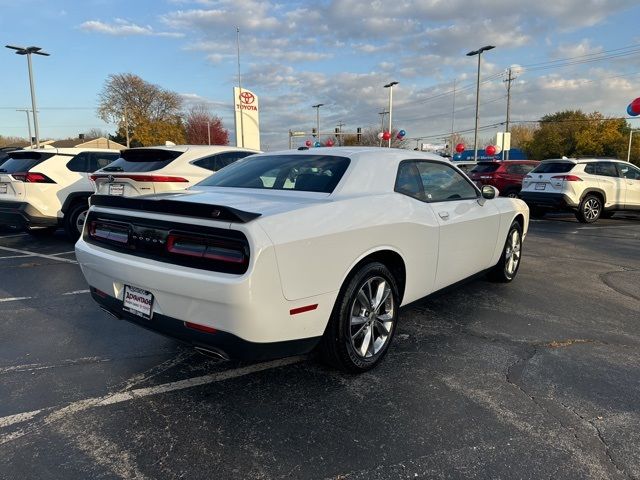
xmin=0 ymin=213 xmax=638 ymax=480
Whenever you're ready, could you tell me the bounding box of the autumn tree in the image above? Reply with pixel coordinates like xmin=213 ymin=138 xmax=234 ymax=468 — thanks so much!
xmin=507 ymin=124 xmax=537 ymax=150
xmin=98 ymin=73 xmax=185 ymax=146
xmin=184 ymin=104 xmax=229 ymax=145
xmin=525 ymin=110 xmax=632 ymax=162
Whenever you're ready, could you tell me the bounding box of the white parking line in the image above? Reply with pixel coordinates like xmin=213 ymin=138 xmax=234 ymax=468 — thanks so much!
xmin=51 ymin=251 xmax=76 ymax=256
xmin=0 ymin=246 xmax=77 ymax=264
xmin=0 ymin=254 xmax=34 ymax=259
xmin=0 ymin=233 xmax=28 ymax=238
xmin=0 ymin=296 xmax=32 ymax=303
xmin=62 ymin=289 xmax=90 ymax=296
xmin=0 ymin=355 xmax=303 ymax=443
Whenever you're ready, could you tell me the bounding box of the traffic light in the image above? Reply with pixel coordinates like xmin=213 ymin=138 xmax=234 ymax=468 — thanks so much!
xmin=312 ymin=127 xmax=317 ymax=138
xmin=335 ymin=127 xmax=340 ymax=134
xmin=357 ymin=127 xmax=362 ymax=144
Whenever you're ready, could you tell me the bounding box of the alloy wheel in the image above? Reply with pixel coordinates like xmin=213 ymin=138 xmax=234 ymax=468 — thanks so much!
xmin=349 ymin=276 xmax=395 ymax=358
xmin=504 ymin=229 xmax=521 ymax=276
xmin=583 ymin=198 xmax=600 ymax=221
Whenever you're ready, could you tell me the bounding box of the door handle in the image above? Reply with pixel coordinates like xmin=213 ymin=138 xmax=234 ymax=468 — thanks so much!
xmin=438 ymin=211 xmax=450 ymax=220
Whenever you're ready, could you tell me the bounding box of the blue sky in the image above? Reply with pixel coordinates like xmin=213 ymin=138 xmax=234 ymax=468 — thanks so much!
xmin=1 ymin=0 xmax=639 ymax=150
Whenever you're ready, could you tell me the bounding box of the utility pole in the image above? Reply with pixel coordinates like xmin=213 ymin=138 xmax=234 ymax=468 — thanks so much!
xmin=450 ymin=78 xmax=457 ymax=156
xmin=123 ymin=107 xmax=130 ymax=148
xmin=384 ymin=81 xmax=398 ymax=148
xmin=16 ymin=109 xmax=33 ymax=148
xmin=378 ymin=110 xmax=388 ymax=147
xmin=312 ymin=104 xmax=324 ymax=143
xmin=504 ymin=67 xmax=516 ymax=160
xmin=207 ymin=121 xmax=211 ymax=145
xmin=628 ymin=130 xmax=636 ymax=163
xmin=336 ymin=121 xmax=345 ymax=146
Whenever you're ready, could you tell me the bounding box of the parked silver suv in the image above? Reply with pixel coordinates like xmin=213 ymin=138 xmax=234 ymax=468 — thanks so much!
xmin=520 ymin=158 xmax=640 ymax=223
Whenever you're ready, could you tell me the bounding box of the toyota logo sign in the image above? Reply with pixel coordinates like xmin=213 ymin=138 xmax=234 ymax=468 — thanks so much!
xmin=239 ymin=91 xmax=255 ymax=105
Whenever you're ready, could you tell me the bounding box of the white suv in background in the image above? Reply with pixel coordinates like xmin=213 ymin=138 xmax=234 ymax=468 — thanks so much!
xmin=91 ymin=145 xmax=259 ymax=198
xmin=0 ymin=148 xmax=120 ymax=239
xmin=520 ymin=158 xmax=640 ymax=223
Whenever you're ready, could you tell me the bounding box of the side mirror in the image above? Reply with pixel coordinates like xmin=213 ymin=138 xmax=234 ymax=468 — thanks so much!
xmin=481 ymin=185 xmax=497 ymax=199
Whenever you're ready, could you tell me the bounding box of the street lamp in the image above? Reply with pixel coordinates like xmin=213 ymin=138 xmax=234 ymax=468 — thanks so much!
xmin=312 ymin=103 xmax=324 ymax=141
xmin=466 ymin=45 xmax=495 ymax=162
xmin=6 ymin=45 xmax=50 ymax=149
xmin=384 ymin=81 xmax=398 ymax=148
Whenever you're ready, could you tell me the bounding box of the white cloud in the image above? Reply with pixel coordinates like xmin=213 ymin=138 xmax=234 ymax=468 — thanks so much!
xmin=79 ymin=19 xmax=184 ymax=37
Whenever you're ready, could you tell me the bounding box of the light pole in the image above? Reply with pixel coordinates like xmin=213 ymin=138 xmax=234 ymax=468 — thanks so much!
xmin=628 ymin=129 xmax=637 ymax=163
xmin=312 ymin=103 xmax=324 ymax=142
xmin=16 ymin=109 xmax=33 ymax=148
xmin=6 ymin=45 xmax=49 ymax=149
xmin=384 ymin=81 xmax=398 ymax=148
xmin=466 ymin=45 xmax=495 ymax=161
xmin=235 ymin=27 xmax=245 ymax=148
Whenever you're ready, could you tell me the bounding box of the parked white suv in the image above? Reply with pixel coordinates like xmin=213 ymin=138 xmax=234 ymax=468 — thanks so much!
xmin=0 ymin=148 xmax=120 ymax=238
xmin=91 ymin=145 xmax=259 ymax=198
xmin=520 ymin=158 xmax=640 ymax=222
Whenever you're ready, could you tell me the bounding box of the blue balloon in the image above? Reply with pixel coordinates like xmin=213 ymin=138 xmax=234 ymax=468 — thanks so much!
xmin=628 ymin=104 xmax=639 ymax=117
xmin=314 ymin=141 xmax=321 ymax=147
xmin=399 ymin=129 xmax=406 ymax=136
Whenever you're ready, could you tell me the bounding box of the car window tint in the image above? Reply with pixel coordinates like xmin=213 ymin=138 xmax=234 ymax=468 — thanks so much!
xmin=199 ymin=154 xmax=349 ymax=193
xmin=193 ymin=155 xmax=216 ymax=171
xmin=619 ymin=164 xmax=640 ymax=180
xmin=470 ymin=163 xmax=500 ymax=173
xmin=595 ymin=162 xmax=619 ymax=177
xmin=0 ymin=151 xmax=55 ymax=173
xmin=416 ymin=162 xmax=478 ymax=202
xmin=532 ymin=162 xmax=575 ymax=173
xmin=584 ymin=163 xmax=596 ymax=174
xmin=102 ymin=149 xmax=182 ymax=173
xmin=90 ymin=152 xmax=119 ymax=172
xmin=521 ymin=164 xmax=536 ymax=174
xmin=395 ymin=162 xmax=425 ymax=200
xmin=66 ymin=152 xmax=91 ymax=172
xmin=506 ymin=164 xmax=523 ymax=174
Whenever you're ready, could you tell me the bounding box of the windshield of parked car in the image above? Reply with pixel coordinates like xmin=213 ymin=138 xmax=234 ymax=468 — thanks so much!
xmin=100 ymin=149 xmax=182 ymax=173
xmin=198 ymin=154 xmax=350 ymax=193
xmin=470 ymin=163 xmax=500 ymax=173
xmin=531 ymin=161 xmax=575 ymax=173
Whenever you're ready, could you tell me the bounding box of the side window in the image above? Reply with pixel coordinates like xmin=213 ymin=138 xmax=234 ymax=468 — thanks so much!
xmin=88 ymin=152 xmax=119 ymax=172
xmin=619 ymin=164 xmax=640 ymax=180
xmin=394 ymin=161 xmax=425 ymax=201
xmin=416 ymin=162 xmax=478 ymax=202
xmin=584 ymin=163 xmax=596 ymax=175
xmin=66 ymin=152 xmax=90 ymax=172
xmin=193 ymin=155 xmax=217 ymax=171
xmin=595 ymin=162 xmax=619 ymax=177
xmin=506 ymin=164 xmax=522 ymax=174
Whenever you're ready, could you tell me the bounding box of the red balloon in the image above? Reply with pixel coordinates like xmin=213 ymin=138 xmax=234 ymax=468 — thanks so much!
xmin=305 ymin=140 xmax=312 ymax=147
xmin=631 ymin=97 xmax=640 ymax=114
xmin=382 ymin=131 xmax=391 ymax=141
xmin=326 ymin=139 xmax=334 ymax=147
xmin=485 ymin=145 xmax=496 ymax=156
xmin=455 ymin=143 xmax=465 ymax=153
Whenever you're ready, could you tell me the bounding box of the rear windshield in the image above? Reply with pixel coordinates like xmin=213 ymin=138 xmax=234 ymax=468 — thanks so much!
xmin=0 ymin=151 xmax=55 ymax=173
xmin=100 ymin=149 xmax=182 ymax=173
xmin=470 ymin=163 xmax=500 ymax=173
xmin=531 ymin=162 xmax=575 ymax=174
xmin=198 ymin=154 xmax=350 ymax=193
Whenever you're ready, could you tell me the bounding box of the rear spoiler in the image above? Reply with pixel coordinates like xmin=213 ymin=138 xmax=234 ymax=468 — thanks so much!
xmin=89 ymin=195 xmax=261 ymax=223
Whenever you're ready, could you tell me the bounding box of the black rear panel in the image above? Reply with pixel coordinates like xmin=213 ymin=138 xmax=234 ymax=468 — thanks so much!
xmin=531 ymin=162 xmax=575 ymax=174
xmin=84 ymin=211 xmax=250 ymax=274
xmin=0 ymin=151 xmax=56 ymax=173
xmin=101 ymin=149 xmax=183 ymax=173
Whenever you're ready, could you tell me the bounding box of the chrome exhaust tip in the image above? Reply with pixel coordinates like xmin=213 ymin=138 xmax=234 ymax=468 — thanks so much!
xmin=194 ymin=346 xmax=230 ymax=361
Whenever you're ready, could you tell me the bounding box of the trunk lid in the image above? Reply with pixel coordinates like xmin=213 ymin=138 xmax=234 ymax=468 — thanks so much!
xmin=522 ymin=161 xmax=577 ymax=192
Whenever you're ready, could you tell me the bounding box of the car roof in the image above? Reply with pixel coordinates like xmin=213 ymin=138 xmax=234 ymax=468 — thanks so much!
xmin=541 ymin=157 xmax=624 ymax=164
xmin=19 ymin=147 xmax=118 ymax=154
xmin=272 ymin=146 xmax=447 ymax=162
xmin=123 ymin=145 xmax=260 ymax=154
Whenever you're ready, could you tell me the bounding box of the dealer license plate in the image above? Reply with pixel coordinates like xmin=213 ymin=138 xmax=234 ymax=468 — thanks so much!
xmin=535 ymin=183 xmax=546 ymax=190
xmin=109 ymin=183 xmax=125 ymax=196
xmin=123 ymin=285 xmax=154 ymax=320
xmin=0 ymin=184 xmax=7 ymax=194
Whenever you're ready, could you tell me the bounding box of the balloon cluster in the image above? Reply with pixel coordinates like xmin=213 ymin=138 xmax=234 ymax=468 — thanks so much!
xmin=485 ymin=145 xmax=502 ymax=156
xmin=377 ymin=129 xmax=407 ymax=141
xmin=627 ymin=97 xmax=640 ymax=117
xmin=305 ymin=138 xmax=335 ymax=147
xmin=455 ymin=143 xmax=465 ymax=153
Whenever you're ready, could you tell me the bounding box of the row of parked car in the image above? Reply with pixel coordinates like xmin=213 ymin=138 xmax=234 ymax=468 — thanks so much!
xmin=459 ymin=158 xmax=640 ymax=223
xmin=0 ymin=145 xmax=258 ymax=239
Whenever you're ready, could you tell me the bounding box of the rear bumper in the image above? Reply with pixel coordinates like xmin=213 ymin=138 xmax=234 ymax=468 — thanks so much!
xmin=0 ymin=200 xmax=58 ymax=228
xmin=91 ymin=288 xmax=320 ymax=362
xmin=519 ymin=192 xmax=578 ymax=210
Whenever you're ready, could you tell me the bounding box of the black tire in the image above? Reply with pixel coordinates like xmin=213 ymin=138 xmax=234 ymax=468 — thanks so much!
xmin=576 ymin=194 xmax=602 ymax=223
xmin=503 ymin=188 xmax=520 ymax=198
xmin=488 ymin=220 xmax=523 ymax=283
xmin=320 ymin=262 xmax=399 ymax=372
xmin=27 ymin=226 xmax=57 ymax=237
xmin=64 ymin=201 xmax=89 ymax=241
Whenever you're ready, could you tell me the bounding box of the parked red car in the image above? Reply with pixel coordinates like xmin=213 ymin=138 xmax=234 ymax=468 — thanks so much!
xmin=468 ymin=160 xmax=540 ymax=198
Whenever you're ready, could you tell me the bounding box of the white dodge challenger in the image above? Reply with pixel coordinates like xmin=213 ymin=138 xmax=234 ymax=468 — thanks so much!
xmin=75 ymin=147 xmax=529 ymax=372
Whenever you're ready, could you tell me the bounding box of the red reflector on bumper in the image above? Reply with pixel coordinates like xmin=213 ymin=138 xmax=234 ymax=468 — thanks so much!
xmin=184 ymin=321 xmax=217 ymax=334
xmin=290 ymin=304 xmax=318 ymax=315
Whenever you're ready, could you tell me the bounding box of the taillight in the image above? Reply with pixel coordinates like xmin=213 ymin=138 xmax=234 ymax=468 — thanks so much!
xmin=88 ymin=221 xmax=130 ymax=245
xmin=90 ymin=174 xmax=188 ymax=182
xmin=166 ymin=233 xmax=247 ymax=265
xmin=551 ymin=175 xmax=582 ymax=181
xmin=12 ymin=172 xmax=55 ymax=183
